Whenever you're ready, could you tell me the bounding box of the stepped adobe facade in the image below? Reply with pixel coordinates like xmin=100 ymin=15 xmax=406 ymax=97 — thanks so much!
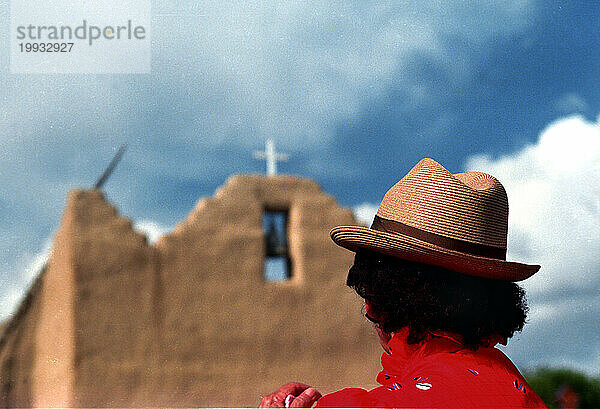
xmin=0 ymin=175 xmax=381 ymax=407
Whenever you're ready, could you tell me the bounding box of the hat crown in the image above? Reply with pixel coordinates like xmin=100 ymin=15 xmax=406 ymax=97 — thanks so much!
xmin=376 ymin=158 xmax=508 ymax=249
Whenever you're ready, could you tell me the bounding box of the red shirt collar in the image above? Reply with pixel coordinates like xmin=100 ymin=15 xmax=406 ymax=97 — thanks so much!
xmin=376 ymin=327 xmax=507 ymax=385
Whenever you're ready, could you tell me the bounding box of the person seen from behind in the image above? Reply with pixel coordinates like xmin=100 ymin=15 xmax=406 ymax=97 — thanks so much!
xmin=259 ymin=158 xmax=548 ymax=408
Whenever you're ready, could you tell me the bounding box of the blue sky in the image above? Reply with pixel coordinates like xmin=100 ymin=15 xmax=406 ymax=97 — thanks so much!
xmin=1 ymin=1 xmax=599 ymax=376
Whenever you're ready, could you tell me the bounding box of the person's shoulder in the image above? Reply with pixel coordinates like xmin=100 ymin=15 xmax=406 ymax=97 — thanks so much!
xmin=314 ymin=387 xmax=371 ymax=408
xmin=378 ymin=347 xmax=548 ymax=408
xmin=416 ymin=347 xmax=548 ymax=408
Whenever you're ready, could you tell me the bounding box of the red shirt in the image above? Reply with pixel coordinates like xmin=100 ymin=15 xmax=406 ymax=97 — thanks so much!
xmin=315 ymin=328 xmax=547 ymax=408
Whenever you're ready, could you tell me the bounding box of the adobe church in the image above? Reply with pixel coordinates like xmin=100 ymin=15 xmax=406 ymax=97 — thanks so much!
xmin=0 ymin=146 xmax=381 ymax=407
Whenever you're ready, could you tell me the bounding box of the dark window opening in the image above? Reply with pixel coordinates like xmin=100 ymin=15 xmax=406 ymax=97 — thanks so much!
xmin=263 ymin=209 xmax=291 ymax=281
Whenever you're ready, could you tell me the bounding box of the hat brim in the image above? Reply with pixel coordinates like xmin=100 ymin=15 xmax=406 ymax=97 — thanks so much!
xmin=330 ymin=225 xmax=540 ymax=282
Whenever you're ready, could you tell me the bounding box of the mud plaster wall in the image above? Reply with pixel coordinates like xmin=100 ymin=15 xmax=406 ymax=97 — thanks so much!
xmin=0 ymin=275 xmax=42 ymax=407
xmin=1 ymin=189 xmax=78 ymax=408
xmin=0 ymin=175 xmax=382 ymax=407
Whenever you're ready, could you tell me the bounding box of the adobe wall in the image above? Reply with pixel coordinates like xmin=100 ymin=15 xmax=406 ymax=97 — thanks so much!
xmin=150 ymin=175 xmax=381 ymax=406
xmin=0 ymin=174 xmax=381 ymax=407
xmin=0 ymin=275 xmax=43 ymax=407
xmin=31 ymin=199 xmax=77 ymax=408
xmin=65 ymin=190 xmax=161 ymax=407
xmin=0 ymin=189 xmax=77 ymax=407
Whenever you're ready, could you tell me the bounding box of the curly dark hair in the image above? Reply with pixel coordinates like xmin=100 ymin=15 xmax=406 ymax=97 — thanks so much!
xmin=346 ymin=249 xmax=529 ymax=350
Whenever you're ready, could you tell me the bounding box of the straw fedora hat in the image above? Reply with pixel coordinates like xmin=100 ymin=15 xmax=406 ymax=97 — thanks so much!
xmin=330 ymin=158 xmax=540 ymax=281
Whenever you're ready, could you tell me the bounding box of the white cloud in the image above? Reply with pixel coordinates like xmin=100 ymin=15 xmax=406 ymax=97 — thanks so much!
xmin=21 ymin=241 xmax=51 ymax=283
xmin=133 ymin=219 xmax=173 ymax=244
xmin=353 ymin=202 xmax=378 ymax=226
xmin=0 ymin=286 xmax=24 ymax=323
xmin=502 ymin=292 xmax=600 ymax=375
xmin=466 ymin=115 xmax=600 ymax=296
xmin=0 ymin=234 xmax=53 ymax=320
xmin=465 ymin=114 xmax=600 ymax=375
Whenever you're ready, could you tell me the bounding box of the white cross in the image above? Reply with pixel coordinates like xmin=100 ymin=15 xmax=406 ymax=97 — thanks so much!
xmin=253 ymin=138 xmax=289 ymax=176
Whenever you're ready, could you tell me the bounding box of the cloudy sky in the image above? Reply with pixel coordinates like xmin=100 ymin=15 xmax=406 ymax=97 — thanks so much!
xmin=1 ymin=1 xmax=599 ymax=376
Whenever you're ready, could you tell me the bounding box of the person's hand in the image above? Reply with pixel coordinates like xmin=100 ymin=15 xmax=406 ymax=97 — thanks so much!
xmin=259 ymin=382 xmax=322 ymax=408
